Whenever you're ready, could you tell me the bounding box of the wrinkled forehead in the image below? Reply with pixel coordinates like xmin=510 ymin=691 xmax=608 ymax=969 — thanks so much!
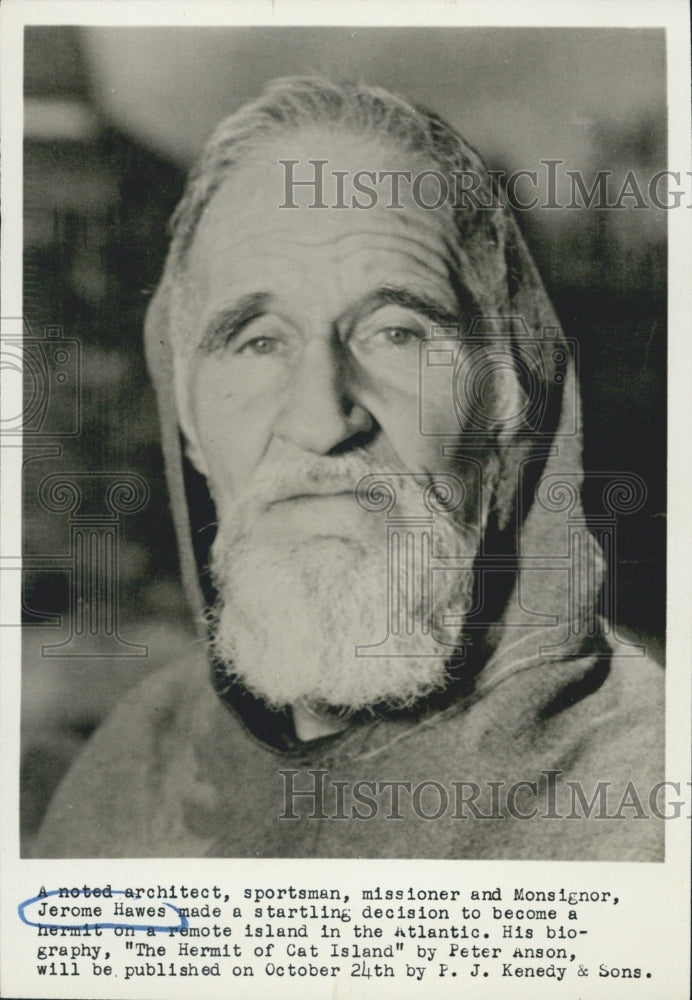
xmin=168 ymin=127 xmax=466 ymax=351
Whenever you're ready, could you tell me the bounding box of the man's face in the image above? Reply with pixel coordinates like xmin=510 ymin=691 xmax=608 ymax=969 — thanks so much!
xmin=174 ymin=130 xmax=491 ymax=713
xmin=179 ymin=132 xmax=477 ymax=525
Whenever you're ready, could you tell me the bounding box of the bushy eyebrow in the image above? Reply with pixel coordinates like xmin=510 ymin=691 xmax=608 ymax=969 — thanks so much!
xmin=197 ymin=285 xmax=461 ymax=355
xmin=198 ymin=292 xmax=272 ymax=354
xmin=340 ymin=286 xmax=461 ymax=336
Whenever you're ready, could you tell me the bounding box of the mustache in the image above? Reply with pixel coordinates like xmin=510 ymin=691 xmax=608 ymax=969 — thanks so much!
xmin=233 ymin=446 xmax=408 ymax=511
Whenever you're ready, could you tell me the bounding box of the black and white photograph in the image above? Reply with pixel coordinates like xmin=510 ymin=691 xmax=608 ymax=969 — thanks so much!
xmin=1 ymin=2 xmax=690 ymax=998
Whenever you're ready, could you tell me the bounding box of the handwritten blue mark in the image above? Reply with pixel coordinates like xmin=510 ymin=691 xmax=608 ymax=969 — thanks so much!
xmin=18 ymin=889 xmax=189 ymax=934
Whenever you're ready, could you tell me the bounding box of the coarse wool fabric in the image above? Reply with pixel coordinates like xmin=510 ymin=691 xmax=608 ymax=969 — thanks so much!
xmin=32 ymin=112 xmax=664 ymax=860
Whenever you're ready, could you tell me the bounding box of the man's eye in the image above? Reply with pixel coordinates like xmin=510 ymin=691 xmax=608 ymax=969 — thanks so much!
xmin=379 ymin=326 xmax=422 ymax=347
xmin=236 ymin=336 xmax=279 ymax=356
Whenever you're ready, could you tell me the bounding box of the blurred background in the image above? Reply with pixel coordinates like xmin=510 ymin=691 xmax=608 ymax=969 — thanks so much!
xmin=21 ymin=26 xmax=666 ymax=849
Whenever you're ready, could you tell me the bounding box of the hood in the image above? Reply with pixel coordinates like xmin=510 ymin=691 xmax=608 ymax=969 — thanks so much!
xmin=143 ymin=101 xmax=607 ymax=752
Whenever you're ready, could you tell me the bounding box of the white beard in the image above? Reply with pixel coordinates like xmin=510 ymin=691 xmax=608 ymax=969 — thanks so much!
xmin=207 ymin=450 xmax=479 ymax=714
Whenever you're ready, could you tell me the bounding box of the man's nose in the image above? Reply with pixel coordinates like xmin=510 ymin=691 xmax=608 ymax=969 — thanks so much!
xmin=275 ymin=336 xmax=373 ymax=454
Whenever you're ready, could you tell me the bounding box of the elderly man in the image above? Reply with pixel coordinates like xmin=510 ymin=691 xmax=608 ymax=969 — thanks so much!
xmin=34 ymin=77 xmax=663 ymax=859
